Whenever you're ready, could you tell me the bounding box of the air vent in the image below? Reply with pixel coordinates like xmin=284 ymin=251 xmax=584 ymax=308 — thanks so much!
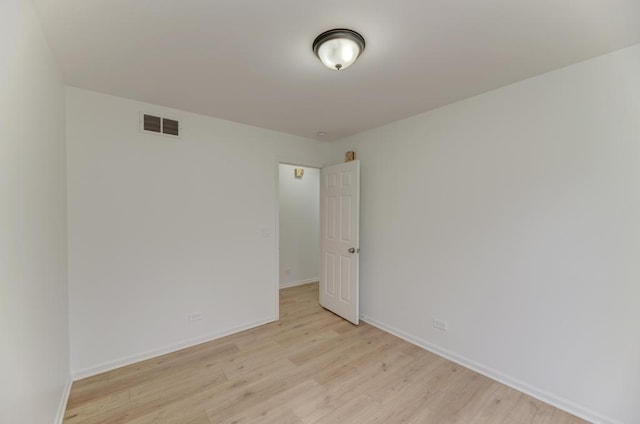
xmin=141 ymin=113 xmax=181 ymax=137
xmin=162 ymin=118 xmax=179 ymax=136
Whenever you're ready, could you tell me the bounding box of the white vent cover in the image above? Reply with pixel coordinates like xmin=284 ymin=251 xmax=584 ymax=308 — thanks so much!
xmin=140 ymin=113 xmax=181 ymax=137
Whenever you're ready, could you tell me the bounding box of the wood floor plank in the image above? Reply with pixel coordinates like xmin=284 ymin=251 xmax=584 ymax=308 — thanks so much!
xmin=64 ymin=282 xmax=587 ymax=424
xmin=311 ymin=393 xmax=380 ymax=424
xmin=217 ymin=379 xmax=324 ymax=424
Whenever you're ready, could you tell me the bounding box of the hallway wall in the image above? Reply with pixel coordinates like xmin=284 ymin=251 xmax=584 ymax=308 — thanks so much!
xmin=279 ymin=164 xmax=320 ymax=287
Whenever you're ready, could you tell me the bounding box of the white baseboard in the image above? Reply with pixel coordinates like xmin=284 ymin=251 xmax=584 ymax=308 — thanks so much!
xmin=360 ymin=314 xmax=620 ymax=424
xmin=54 ymin=375 xmax=72 ymax=424
xmin=71 ymin=315 xmax=277 ymax=380
xmin=279 ymin=278 xmax=318 ymax=289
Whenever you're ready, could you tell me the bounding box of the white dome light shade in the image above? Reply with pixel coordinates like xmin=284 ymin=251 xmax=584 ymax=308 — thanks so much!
xmin=317 ymin=38 xmax=359 ymax=70
xmin=313 ymin=29 xmax=365 ymax=71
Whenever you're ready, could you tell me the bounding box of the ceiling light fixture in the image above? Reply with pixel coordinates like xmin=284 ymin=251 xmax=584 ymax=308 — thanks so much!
xmin=312 ymin=29 xmax=365 ymax=71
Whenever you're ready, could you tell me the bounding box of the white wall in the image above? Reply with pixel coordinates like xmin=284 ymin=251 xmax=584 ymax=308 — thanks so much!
xmin=66 ymin=88 xmax=332 ymax=376
xmin=331 ymin=44 xmax=640 ymax=424
xmin=0 ymin=1 xmax=70 ymax=423
xmin=278 ymin=164 xmax=320 ymax=287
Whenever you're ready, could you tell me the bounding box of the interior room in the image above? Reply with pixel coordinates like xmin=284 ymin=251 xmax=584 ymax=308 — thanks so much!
xmin=1 ymin=1 xmax=639 ymax=423
xmin=278 ymin=164 xmax=321 ymax=289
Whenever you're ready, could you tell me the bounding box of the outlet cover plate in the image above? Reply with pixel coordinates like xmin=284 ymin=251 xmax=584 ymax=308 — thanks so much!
xmin=433 ymin=318 xmax=448 ymax=331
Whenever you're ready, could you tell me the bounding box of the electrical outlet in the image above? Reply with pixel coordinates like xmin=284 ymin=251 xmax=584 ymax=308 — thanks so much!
xmin=188 ymin=312 xmax=202 ymax=322
xmin=433 ymin=318 xmax=448 ymax=331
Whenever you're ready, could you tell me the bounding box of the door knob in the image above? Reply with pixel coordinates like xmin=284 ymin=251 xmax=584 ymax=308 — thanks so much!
xmin=348 ymin=248 xmax=356 ymax=253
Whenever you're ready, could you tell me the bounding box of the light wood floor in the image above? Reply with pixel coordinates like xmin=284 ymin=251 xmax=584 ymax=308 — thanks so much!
xmin=64 ymin=282 xmax=587 ymax=424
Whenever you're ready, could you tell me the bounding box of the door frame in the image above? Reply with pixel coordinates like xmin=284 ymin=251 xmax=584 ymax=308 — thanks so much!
xmin=273 ymin=158 xmax=325 ymax=321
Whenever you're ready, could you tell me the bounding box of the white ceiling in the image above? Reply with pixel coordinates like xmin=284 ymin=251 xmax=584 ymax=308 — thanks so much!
xmin=33 ymin=0 xmax=640 ymax=141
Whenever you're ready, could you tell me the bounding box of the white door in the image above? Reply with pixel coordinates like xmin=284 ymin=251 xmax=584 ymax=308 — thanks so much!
xmin=320 ymin=160 xmax=360 ymax=325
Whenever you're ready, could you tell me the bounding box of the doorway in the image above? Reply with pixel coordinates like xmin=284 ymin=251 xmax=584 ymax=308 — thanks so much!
xmin=277 ymin=164 xmax=321 ymax=289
